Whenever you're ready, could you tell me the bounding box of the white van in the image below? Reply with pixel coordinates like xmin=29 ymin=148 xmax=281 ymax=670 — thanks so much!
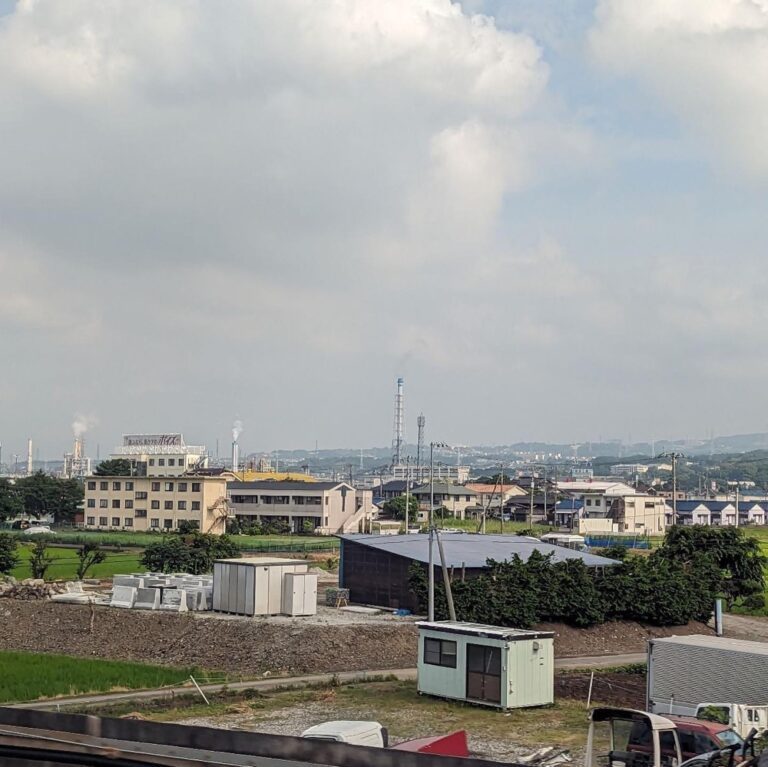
xmin=301 ymin=721 xmax=388 ymax=748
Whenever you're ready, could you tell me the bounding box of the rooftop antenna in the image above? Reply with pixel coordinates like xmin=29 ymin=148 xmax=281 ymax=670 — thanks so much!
xmin=392 ymin=377 xmax=405 ymax=467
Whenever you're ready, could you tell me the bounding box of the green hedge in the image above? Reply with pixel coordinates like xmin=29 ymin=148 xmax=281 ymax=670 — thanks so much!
xmin=409 ymin=526 xmax=763 ymax=628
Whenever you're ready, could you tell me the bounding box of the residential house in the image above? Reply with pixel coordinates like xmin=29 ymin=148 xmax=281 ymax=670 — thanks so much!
xmin=227 ymin=481 xmax=372 ymax=534
xmin=411 ymin=483 xmax=478 ymax=520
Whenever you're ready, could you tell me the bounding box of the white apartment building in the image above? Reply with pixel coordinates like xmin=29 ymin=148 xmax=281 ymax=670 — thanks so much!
xmin=82 ymin=475 xmax=228 ymax=533
xmin=227 ymin=481 xmax=372 ymax=535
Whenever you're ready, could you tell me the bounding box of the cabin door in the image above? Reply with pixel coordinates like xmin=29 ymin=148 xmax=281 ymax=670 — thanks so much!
xmin=466 ymin=644 xmax=501 ymax=704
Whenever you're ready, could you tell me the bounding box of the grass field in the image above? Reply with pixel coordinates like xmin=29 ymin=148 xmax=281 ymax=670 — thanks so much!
xmin=10 ymin=544 xmax=144 ymax=581
xmin=91 ymin=678 xmax=593 ymax=752
xmin=2 ymin=529 xmax=340 ymax=552
xmin=0 ymin=651 xmax=195 ymax=704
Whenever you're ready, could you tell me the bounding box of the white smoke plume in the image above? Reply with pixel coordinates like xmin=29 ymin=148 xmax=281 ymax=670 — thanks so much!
xmin=232 ymin=420 xmax=243 ymax=442
xmin=72 ymin=413 xmax=97 ymax=438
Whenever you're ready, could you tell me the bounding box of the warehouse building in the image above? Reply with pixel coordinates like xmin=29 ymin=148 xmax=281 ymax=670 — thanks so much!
xmin=337 ymin=533 xmax=620 ymax=610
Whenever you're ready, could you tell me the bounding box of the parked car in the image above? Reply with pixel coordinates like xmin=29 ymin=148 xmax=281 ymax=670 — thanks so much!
xmin=629 ymin=715 xmax=743 ymax=763
xmin=23 ymin=525 xmax=55 ymax=536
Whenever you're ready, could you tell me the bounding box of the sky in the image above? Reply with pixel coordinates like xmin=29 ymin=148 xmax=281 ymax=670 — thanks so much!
xmin=2 ymin=0 xmax=768 ymax=461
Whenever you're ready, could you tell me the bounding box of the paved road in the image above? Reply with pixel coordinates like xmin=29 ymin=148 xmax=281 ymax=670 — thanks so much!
xmin=11 ymin=652 xmax=646 ymax=711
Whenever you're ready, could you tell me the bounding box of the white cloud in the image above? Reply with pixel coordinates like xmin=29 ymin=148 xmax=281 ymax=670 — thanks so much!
xmin=590 ymin=0 xmax=768 ymax=177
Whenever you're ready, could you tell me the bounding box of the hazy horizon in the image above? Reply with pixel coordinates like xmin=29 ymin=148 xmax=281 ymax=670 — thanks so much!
xmin=3 ymin=0 xmax=767 ymax=459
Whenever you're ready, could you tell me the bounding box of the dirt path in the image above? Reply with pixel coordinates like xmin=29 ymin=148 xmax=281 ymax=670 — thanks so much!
xmin=723 ymin=613 xmax=768 ymax=641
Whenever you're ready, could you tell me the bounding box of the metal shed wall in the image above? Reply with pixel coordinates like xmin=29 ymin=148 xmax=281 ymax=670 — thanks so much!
xmin=339 ymin=539 xmax=484 ymax=610
xmin=648 ymin=638 xmax=768 ymax=714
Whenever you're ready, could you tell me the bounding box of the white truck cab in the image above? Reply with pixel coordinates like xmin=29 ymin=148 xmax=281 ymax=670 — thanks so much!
xmin=696 ymin=704 xmax=768 ymax=739
xmin=301 ymin=721 xmax=388 ymax=748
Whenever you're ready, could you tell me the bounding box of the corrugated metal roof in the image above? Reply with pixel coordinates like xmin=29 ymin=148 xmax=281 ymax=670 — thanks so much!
xmin=417 ymin=621 xmax=554 ymax=640
xmin=337 ymin=533 xmax=620 ymax=568
xmin=651 ymin=634 xmax=768 ymax=656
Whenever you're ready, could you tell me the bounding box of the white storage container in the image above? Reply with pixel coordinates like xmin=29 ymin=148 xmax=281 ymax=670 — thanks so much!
xmin=282 ymin=572 xmax=318 ymax=616
xmin=212 ymin=557 xmax=308 ymax=616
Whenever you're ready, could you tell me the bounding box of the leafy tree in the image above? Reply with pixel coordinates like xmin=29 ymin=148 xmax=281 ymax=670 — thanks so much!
xmin=75 ymin=542 xmax=107 ymax=580
xmin=382 ymin=495 xmax=419 ymax=521
xmin=29 ymin=540 xmax=54 ymax=580
xmin=93 ymin=459 xmax=136 ymax=476
xmin=15 ymin=472 xmax=83 ymax=525
xmin=658 ymin=525 xmax=766 ymax=609
xmin=141 ymin=532 xmax=240 ymax=575
xmin=0 ymin=479 xmax=24 ymax=521
xmin=177 ymin=519 xmax=200 ymax=535
xmin=0 ymin=533 xmax=19 ymax=575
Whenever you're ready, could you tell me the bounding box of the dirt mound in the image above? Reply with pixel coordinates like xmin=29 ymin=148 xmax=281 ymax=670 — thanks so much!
xmin=0 ymin=602 xmax=418 ymax=676
xmin=539 ymin=619 xmax=712 ymax=657
xmin=0 ymin=601 xmax=713 ymax=676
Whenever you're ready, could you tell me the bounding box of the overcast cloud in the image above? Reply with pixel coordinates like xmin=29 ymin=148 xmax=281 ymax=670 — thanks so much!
xmin=1 ymin=0 xmax=767 ymax=460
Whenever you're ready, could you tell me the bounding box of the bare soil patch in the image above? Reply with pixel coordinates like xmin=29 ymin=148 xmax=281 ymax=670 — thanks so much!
xmin=0 ymin=600 xmax=712 ymax=675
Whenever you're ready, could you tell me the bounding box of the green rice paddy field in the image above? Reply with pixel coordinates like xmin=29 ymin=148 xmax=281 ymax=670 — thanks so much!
xmin=0 ymin=650 xmax=194 ymax=704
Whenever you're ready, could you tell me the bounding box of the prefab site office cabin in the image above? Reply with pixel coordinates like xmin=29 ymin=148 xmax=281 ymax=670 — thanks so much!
xmin=417 ymin=622 xmax=554 ymax=709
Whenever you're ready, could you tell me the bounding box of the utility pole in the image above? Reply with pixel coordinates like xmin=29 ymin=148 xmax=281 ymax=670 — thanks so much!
xmin=404 ymin=457 xmax=411 ymax=534
xmin=659 ymin=451 xmax=684 ymax=525
xmin=528 ymin=475 xmax=535 ymax=528
xmin=428 ymin=441 xmax=449 ymax=622
xmin=735 ymin=483 xmax=740 ymax=527
xmin=499 ymin=464 xmax=504 ymax=534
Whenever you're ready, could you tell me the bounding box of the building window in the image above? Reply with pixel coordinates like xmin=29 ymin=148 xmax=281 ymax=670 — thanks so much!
xmin=178 ymin=501 xmax=187 ymax=510
xmin=126 ymin=481 xmax=134 ymax=491
xmin=99 ymin=516 xmax=108 ymax=526
xmin=125 ymin=499 xmax=134 ymax=509
xmin=112 ymin=499 xmax=120 ymax=509
xmin=124 ymin=518 xmax=133 ymax=527
xmin=191 ymin=501 xmax=200 ymax=511
xmin=151 ymin=500 xmax=160 ymax=510
xmin=113 ymin=481 xmax=121 ymax=491
xmin=158 ymin=459 xmax=165 ymax=466
xmin=136 ymin=509 xmax=147 ymax=518
xmin=87 ymin=516 xmax=95 ymax=526
xmin=150 ymin=518 xmax=159 ymax=528
xmin=151 ymin=482 xmax=160 ymax=491
xmin=87 ymin=499 xmax=95 ymax=508
xmin=100 ymin=481 xmax=108 ymax=491
xmin=149 ymin=459 xmax=155 ymax=466
xmin=585 ymin=498 xmax=592 ymax=506
xmin=168 ymin=458 xmax=175 ymax=466
xmin=165 ymin=482 xmax=174 ymax=491
xmin=644 ymin=502 xmax=655 ymax=509
xmin=111 ymin=517 xmax=120 ymax=527
xmin=99 ymin=499 xmax=108 ymax=508
xmin=87 ymin=481 xmax=96 ymax=491
xmin=164 ymin=501 xmax=173 ymax=510
xmin=164 ymin=519 xmax=173 ymax=529
xmin=178 ymin=482 xmax=188 ymax=492
xmin=423 ymin=638 xmax=457 ymax=668
xmin=136 ymin=491 xmax=148 ymax=500
xmin=191 ymin=482 xmax=201 ymax=492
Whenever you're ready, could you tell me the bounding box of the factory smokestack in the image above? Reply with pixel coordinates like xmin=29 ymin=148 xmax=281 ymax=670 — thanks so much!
xmin=392 ymin=377 xmax=404 ymax=466
xmin=26 ymin=438 xmax=33 ymax=476
xmin=231 ymin=420 xmax=243 ymax=474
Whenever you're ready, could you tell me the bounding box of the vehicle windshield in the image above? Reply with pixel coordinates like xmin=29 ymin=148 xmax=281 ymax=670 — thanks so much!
xmin=715 ymin=730 xmax=742 ymax=748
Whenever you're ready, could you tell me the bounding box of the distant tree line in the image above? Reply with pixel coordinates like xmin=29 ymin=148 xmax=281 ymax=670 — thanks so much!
xmin=0 ymin=473 xmax=83 ymax=525
xmin=409 ymin=526 xmax=765 ymax=628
